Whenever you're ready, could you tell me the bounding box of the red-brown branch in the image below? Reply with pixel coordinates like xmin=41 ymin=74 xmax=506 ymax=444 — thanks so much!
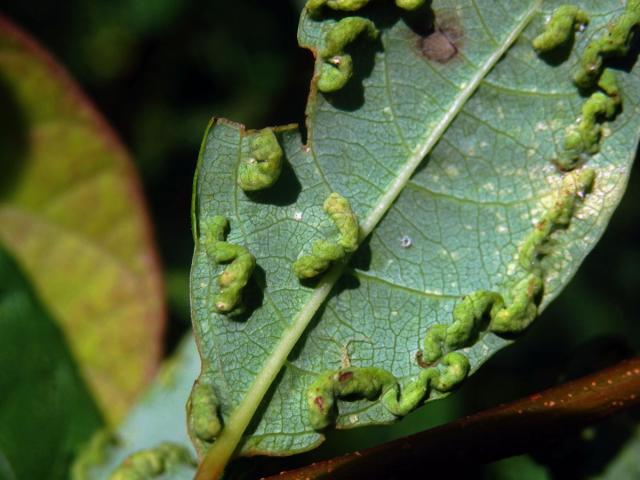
xmin=266 ymin=356 xmax=640 ymax=480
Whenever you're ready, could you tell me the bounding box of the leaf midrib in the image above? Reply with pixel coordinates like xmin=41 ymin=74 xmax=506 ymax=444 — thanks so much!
xmin=197 ymin=2 xmax=542 ymax=477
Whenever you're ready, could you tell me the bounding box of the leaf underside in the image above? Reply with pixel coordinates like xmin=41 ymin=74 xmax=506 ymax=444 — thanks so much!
xmin=191 ymin=0 xmax=640 ymax=459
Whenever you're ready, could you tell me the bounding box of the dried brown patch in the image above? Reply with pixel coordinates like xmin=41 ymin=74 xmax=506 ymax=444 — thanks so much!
xmin=421 ymin=31 xmax=457 ymax=62
xmin=418 ymin=13 xmax=464 ymax=64
xmin=536 ymin=219 xmax=549 ymax=231
xmin=416 ymin=351 xmax=430 ymax=368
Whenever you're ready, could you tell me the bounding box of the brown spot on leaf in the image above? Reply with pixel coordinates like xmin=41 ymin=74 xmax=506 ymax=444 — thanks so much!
xmin=417 ymin=12 xmax=464 ymax=64
xmin=535 ymin=219 xmax=549 ymax=231
xmin=421 ymin=31 xmax=457 ymax=62
xmin=338 ymin=371 xmax=354 ymax=382
xmin=314 ymin=396 xmax=324 ymax=410
xmin=416 ymin=351 xmax=430 ymax=368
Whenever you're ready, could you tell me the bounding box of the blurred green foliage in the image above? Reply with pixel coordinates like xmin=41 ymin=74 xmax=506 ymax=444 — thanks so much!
xmin=0 ymin=245 xmax=103 ymax=480
xmin=2 ymin=0 xmax=639 ymax=477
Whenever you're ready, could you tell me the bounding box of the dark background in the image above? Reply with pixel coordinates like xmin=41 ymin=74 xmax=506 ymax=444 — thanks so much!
xmin=2 ymin=1 xmax=638 ymax=478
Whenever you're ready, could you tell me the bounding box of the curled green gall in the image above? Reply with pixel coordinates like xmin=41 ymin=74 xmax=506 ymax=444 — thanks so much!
xmin=422 ymin=170 xmax=594 ymax=363
xmin=431 ymin=352 xmax=471 ymax=392
xmin=306 ymin=352 xmax=470 ymax=429
xmin=203 ymin=215 xmax=256 ymax=314
xmin=573 ymin=0 xmax=640 ymax=88
xmin=292 ymin=240 xmax=344 ymax=279
xmin=293 ymin=193 xmax=360 ymax=279
xmin=549 ymin=168 xmax=596 ymax=225
xmin=532 ymin=5 xmax=589 ymax=53
xmin=489 ymin=274 xmax=543 ymax=335
xmin=318 ymin=55 xmax=354 ymax=92
xmin=422 ymin=281 xmax=540 ymax=362
xmin=188 ymin=381 xmax=222 ymax=443
xmin=237 ymin=128 xmax=283 ymax=191
xmin=421 ymin=324 xmax=446 ymax=364
xmin=71 ymin=431 xmax=119 ymax=480
xmin=448 ymin=290 xmax=504 ymax=350
xmin=395 ymin=0 xmax=425 ymax=9
xmin=109 ymin=443 xmax=195 ymax=480
xmin=519 ymin=169 xmax=596 ymax=270
xmin=557 ymin=92 xmax=619 ymax=171
xmin=324 ymin=191 xmax=360 ymax=252
xmin=383 ymin=352 xmax=470 ymax=415
xmin=317 ymin=17 xmax=378 ymax=93
xmin=597 ymin=68 xmax=621 ymax=103
xmin=307 ymin=367 xmax=395 ymax=429
xmin=380 ymin=368 xmax=440 ymax=416
xmin=306 ymin=0 xmax=425 ymax=15
xmin=306 ymin=0 xmax=370 ymax=14
xmin=321 ymin=17 xmax=378 ymax=58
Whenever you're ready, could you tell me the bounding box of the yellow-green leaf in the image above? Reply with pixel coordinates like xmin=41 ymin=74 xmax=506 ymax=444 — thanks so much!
xmin=0 ymin=17 xmax=165 ymax=422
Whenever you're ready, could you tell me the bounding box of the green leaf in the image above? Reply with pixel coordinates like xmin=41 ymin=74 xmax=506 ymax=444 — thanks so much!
xmin=0 ymin=17 xmax=165 ymax=422
xmin=484 ymin=456 xmax=550 ymax=480
xmin=73 ymin=335 xmax=199 ymax=480
xmin=594 ymin=424 xmax=640 ymax=479
xmin=190 ymin=0 xmax=640 ymax=472
xmin=0 ymin=245 xmax=103 ymax=480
